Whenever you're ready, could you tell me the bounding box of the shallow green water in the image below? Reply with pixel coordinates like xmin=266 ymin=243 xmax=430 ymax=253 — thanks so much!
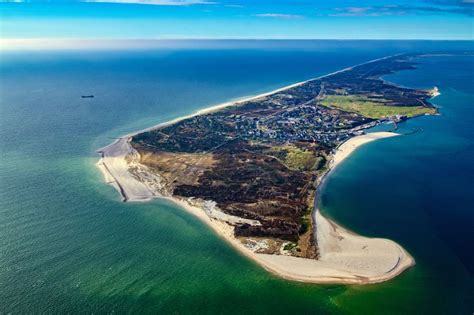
xmin=0 ymin=43 xmax=472 ymax=314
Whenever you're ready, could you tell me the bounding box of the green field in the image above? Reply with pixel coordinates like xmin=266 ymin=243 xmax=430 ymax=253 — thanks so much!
xmin=321 ymin=95 xmax=436 ymax=119
xmin=268 ymin=146 xmax=320 ymax=171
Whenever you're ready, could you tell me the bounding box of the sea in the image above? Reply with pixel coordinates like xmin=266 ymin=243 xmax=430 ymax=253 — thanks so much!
xmin=0 ymin=40 xmax=472 ymax=314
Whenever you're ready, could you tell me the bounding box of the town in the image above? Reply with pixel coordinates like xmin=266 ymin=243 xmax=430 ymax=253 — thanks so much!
xmin=131 ymin=54 xmax=437 ymax=258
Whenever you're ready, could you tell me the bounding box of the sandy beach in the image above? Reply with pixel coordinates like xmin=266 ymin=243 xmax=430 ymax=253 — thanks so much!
xmin=106 ymin=53 xmax=401 ymax=140
xmin=96 ymin=57 xmax=416 ymax=284
xmin=330 ymin=132 xmax=399 ymax=169
xmin=97 ymin=129 xmax=414 ymax=284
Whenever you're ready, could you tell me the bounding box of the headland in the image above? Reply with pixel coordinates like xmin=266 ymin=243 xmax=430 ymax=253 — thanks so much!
xmin=97 ymin=54 xmax=438 ymax=284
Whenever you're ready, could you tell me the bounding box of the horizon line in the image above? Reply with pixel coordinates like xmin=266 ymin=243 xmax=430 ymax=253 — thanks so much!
xmin=2 ymin=38 xmax=473 ymax=51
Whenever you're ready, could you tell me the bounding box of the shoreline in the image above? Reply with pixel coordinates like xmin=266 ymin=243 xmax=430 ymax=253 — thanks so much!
xmin=97 ymin=131 xmax=415 ymax=284
xmin=96 ymin=56 xmax=416 ymax=284
xmin=101 ymin=53 xmax=402 ymax=142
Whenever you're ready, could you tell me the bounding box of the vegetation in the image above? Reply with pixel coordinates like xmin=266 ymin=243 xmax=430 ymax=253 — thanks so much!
xmin=133 ymin=55 xmax=437 ymax=257
xmin=299 ymin=217 xmax=310 ymax=234
xmin=299 ymin=206 xmax=313 ymax=234
xmin=286 ymin=147 xmax=319 ymax=171
xmin=321 ymin=95 xmax=436 ymax=119
xmin=283 ymin=242 xmax=297 ymax=251
xmin=268 ymin=146 xmax=319 ymax=171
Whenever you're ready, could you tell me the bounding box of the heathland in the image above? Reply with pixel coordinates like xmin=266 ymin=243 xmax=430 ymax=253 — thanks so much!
xmin=98 ymin=54 xmax=438 ymax=283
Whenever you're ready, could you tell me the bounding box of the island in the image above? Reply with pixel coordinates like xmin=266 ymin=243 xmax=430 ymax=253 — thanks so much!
xmin=97 ymin=54 xmax=439 ymax=284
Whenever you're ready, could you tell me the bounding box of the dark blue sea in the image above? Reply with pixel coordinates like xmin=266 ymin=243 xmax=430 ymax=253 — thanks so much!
xmin=0 ymin=40 xmax=472 ymax=313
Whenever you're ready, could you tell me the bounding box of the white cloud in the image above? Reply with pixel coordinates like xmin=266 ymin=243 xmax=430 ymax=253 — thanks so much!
xmin=255 ymin=13 xmax=304 ymax=19
xmin=224 ymin=4 xmax=244 ymax=8
xmin=84 ymin=0 xmax=217 ymax=6
xmin=331 ymin=4 xmax=473 ymax=16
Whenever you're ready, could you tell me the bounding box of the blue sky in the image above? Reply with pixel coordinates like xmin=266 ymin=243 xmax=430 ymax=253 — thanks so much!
xmin=0 ymin=0 xmax=473 ymax=40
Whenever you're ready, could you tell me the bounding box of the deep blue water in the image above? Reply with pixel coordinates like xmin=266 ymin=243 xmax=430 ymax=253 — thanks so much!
xmin=0 ymin=41 xmax=472 ymax=313
xmin=320 ymin=53 xmax=474 ymax=312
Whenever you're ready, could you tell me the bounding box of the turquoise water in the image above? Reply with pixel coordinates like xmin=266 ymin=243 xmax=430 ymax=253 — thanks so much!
xmin=0 ymin=42 xmax=472 ymax=313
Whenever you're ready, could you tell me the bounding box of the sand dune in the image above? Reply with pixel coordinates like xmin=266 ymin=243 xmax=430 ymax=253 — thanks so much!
xmin=96 ymin=55 xmax=416 ymax=284
xmin=97 ymin=130 xmax=414 ymax=284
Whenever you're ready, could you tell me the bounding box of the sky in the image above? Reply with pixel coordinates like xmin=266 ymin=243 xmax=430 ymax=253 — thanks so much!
xmin=0 ymin=0 xmax=473 ymax=41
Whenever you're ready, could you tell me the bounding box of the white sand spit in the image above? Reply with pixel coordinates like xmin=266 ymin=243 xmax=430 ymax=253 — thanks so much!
xmin=96 ymin=56 xmax=416 ymax=284
xmin=97 ymin=130 xmax=415 ymax=284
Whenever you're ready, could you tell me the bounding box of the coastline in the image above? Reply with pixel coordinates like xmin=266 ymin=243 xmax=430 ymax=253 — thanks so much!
xmin=97 ymin=131 xmax=415 ymax=284
xmin=104 ymin=53 xmax=402 ymax=141
xmin=96 ymin=57 xmax=416 ymax=284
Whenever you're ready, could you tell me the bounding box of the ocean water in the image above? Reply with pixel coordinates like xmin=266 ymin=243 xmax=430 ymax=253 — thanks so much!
xmin=0 ymin=41 xmax=472 ymax=313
